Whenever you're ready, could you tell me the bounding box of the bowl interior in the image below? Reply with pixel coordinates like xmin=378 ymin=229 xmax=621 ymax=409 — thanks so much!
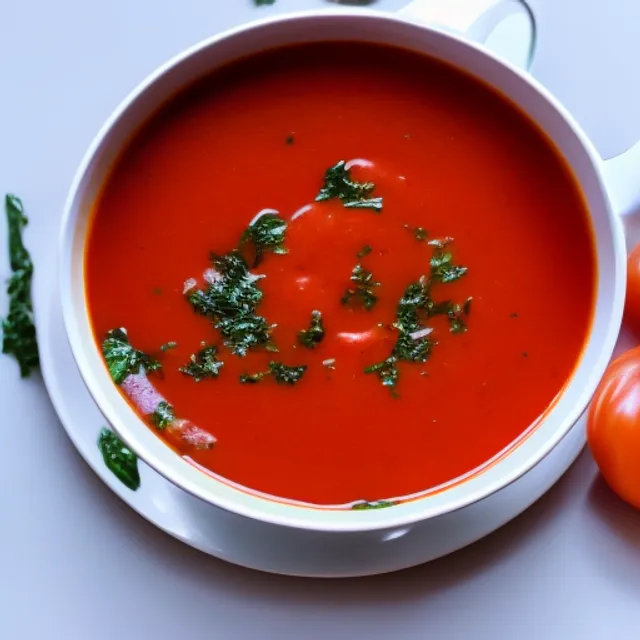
xmin=60 ymin=10 xmax=624 ymax=532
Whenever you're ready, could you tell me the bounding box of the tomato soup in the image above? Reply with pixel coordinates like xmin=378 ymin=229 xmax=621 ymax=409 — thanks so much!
xmin=85 ymin=43 xmax=596 ymax=507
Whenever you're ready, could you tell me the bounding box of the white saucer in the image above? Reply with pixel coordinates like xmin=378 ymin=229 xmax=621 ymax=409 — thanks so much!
xmin=40 ymin=269 xmax=629 ymax=576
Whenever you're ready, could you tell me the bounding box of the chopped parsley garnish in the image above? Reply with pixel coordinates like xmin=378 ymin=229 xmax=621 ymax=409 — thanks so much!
xmin=186 ymin=251 xmax=274 ymax=357
xmin=393 ymin=329 xmax=433 ymax=362
xmin=298 ymin=310 xmax=325 ymax=349
xmin=240 ymin=213 xmax=288 ymax=266
xmin=254 ymin=0 xmax=275 ymax=5
xmin=430 ymin=249 xmax=468 ymax=284
xmin=102 ymin=328 xmax=161 ymax=384
xmin=150 ymin=401 xmax=175 ymax=429
xmin=2 ymin=194 xmax=39 ymax=377
xmin=352 ymin=500 xmax=395 ymax=510
xmin=364 ymin=357 xmax=399 ymax=391
xmin=356 ymin=244 xmax=372 ymax=259
xmin=342 ymin=263 xmax=380 ymax=310
xmin=316 ymin=160 xmax=383 ymax=211
xmin=366 ymin=243 xmax=470 ymax=393
xmin=240 ymin=361 xmax=307 ymax=385
xmin=285 ymin=133 xmax=295 ymax=145
xmin=97 ymin=427 xmax=140 ymax=491
xmin=160 ymin=341 xmax=177 ymax=351
xmin=180 ymin=345 xmax=224 ymax=381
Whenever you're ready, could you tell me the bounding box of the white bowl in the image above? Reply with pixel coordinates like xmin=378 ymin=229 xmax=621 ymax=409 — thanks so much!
xmin=58 ymin=2 xmax=636 ymax=576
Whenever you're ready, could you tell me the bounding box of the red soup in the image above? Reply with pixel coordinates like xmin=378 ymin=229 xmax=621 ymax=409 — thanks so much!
xmin=86 ymin=43 xmax=596 ymax=508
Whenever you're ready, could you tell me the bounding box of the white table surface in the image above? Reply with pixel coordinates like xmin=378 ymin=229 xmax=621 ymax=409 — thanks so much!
xmin=2 ymin=1 xmax=640 ymax=638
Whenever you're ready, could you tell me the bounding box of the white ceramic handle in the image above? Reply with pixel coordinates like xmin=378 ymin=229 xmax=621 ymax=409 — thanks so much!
xmin=603 ymin=142 xmax=640 ymax=250
xmin=398 ymin=0 xmax=536 ymax=71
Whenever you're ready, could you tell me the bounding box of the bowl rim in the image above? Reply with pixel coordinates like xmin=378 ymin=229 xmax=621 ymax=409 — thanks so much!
xmin=59 ymin=8 xmax=626 ymax=533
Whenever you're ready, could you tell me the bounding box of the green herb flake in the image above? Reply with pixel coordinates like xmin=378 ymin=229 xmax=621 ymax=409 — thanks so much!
xmin=180 ymin=345 xmax=224 ymax=382
xmin=285 ymin=133 xmax=295 ymax=145
xmin=430 ymin=250 xmax=468 ymax=284
xmin=2 ymin=194 xmax=39 ymax=377
xmin=102 ymin=328 xmax=161 ymax=384
xmin=270 ymin=361 xmax=307 ymax=385
xmin=364 ymin=357 xmax=399 ymax=392
xmin=316 ymin=160 xmax=383 ymax=211
xmin=240 ymin=361 xmax=307 ymax=386
xmin=240 ymin=213 xmax=288 ymax=266
xmin=356 ymin=244 xmax=372 ymax=259
xmin=151 ymin=401 xmax=175 ymax=430
xmin=298 ymin=310 xmax=325 ymax=349
xmin=97 ymin=427 xmax=140 ymax=491
xmin=160 ymin=341 xmax=177 ymax=351
xmin=254 ymin=0 xmax=275 ymax=5
xmin=352 ymin=500 xmax=395 ymax=510
xmin=393 ymin=330 xmax=433 ymax=363
xmin=187 ymin=251 xmax=274 ymax=357
xmin=239 ymin=371 xmax=267 ymax=384
xmin=342 ymin=263 xmax=380 ymax=310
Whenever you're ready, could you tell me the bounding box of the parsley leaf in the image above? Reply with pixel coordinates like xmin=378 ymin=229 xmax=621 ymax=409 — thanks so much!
xmin=342 ymin=263 xmax=380 ymax=310
xmin=364 ymin=357 xmax=399 ymax=391
xmin=180 ymin=345 xmax=224 ymax=381
xmin=102 ymin=328 xmax=161 ymax=384
xmin=316 ymin=161 xmax=383 ymax=211
xmin=254 ymin=0 xmax=275 ymax=5
xmin=352 ymin=500 xmax=395 ymax=510
xmin=97 ymin=427 xmax=140 ymax=491
xmin=2 ymin=194 xmax=39 ymax=377
xmin=186 ymin=251 xmax=274 ymax=357
xmin=240 ymin=361 xmax=307 ymax=385
xmin=298 ymin=310 xmax=325 ymax=349
xmin=150 ymin=401 xmax=175 ymax=430
xmin=430 ymin=250 xmax=468 ymax=284
xmin=356 ymin=244 xmax=372 ymax=259
xmin=240 ymin=213 xmax=288 ymax=266
xmin=270 ymin=361 xmax=307 ymax=385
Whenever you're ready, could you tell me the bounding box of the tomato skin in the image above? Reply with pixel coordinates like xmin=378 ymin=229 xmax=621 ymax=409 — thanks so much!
xmin=587 ymin=346 xmax=640 ymax=509
xmin=624 ymin=244 xmax=640 ymax=338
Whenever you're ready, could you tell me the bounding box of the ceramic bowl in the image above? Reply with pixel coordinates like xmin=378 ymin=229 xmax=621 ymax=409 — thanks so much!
xmin=59 ymin=0 xmax=639 ymax=576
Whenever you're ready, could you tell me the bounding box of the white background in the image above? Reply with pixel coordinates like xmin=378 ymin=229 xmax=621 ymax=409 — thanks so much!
xmin=2 ymin=1 xmax=640 ymax=638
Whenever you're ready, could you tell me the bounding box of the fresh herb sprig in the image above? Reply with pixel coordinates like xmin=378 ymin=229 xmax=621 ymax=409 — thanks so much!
xmin=151 ymin=401 xmax=175 ymax=430
xmin=342 ymin=263 xmax=380 ymax=310
xmin=240 ymin=361 xmax=307 ymax=385
xmin=298 ymin=310 xmax=325 ymax=349
xmin=102 ymin=328 xmax=161 ymax=384
xmin=180 ymin=345 xmax=224 ymax=381
xmin=2 ymin=195 xmax=39 ymax=377
xmin=316 ymin=161 xmax=383 ymax=211
xmin=240 ymin=213 xmax=288 ymax=267
xmin=187 ymin=251 xmax=274 ymax=357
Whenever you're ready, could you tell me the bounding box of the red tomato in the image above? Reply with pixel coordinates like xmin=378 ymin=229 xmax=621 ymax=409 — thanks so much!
xmin=587 ymin=346 xmax=640 ymax=509
xmin=624 ymin=243 xmax=640 ymax=337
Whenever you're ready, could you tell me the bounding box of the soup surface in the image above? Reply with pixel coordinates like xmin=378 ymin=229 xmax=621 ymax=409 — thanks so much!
xmin=86 ymin=43 xmax=595 ymax=507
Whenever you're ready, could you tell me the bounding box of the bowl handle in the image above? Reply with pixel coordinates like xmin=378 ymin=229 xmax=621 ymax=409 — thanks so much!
xmin=602 ymin=142 xmax=640 ymax=249
xmin=398 ymin=0 xmax=536 ymax=72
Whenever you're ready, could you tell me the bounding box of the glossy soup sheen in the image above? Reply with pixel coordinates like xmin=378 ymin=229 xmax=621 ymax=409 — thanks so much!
xmin=86 ymin=43 xmax=596 ymax=507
